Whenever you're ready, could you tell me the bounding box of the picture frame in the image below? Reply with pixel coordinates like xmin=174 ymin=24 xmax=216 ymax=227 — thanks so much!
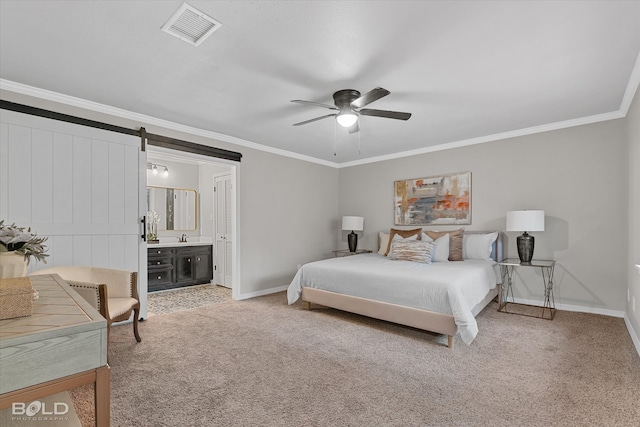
xmin=394 ymin=171 xmax=471 ymax=225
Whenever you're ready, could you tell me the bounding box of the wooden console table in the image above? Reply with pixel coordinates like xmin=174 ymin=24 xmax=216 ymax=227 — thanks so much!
xmin=0 ymin=274 xmax=110 ymax=426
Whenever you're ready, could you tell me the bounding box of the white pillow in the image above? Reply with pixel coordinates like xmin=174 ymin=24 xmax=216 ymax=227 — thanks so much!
xmin=421 ymin=232 xmax=450 ymax=262
xmin=378 ymin=232 xmax=390 ymax=255
xmin=463 ymin=232 xmax=498 ymax=260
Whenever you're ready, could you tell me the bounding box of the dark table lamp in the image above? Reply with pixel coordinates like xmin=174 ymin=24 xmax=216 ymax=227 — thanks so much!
xmin=342 ymin=216 xmax=364 ymax=253
xmin=506 ymin=210 xmax=545 ymax=264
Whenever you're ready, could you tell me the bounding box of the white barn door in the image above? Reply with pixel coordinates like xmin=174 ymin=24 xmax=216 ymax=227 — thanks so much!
xmin=0 ymin=109 xmax=147 ymax=315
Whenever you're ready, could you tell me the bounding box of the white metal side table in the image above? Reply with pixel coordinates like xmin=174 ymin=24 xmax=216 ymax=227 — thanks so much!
xmin=498 ymin=258 xmax=556 ymax=320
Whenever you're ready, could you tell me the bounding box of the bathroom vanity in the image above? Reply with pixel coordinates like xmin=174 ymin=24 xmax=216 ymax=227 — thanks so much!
xmin=147 ymin=242 xmax=213 ymax=292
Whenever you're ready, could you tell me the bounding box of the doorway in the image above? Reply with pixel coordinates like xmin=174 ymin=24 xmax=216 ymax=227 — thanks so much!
xmin=146 ymin=146 xmax=239 ymax=301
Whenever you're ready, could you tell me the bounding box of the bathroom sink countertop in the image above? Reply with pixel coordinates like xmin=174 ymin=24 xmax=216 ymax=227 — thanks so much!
xmin=148 ymin=240 xmax=214 ymax=248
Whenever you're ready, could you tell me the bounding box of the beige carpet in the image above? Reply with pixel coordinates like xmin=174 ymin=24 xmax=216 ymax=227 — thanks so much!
xmin=71 ymin=293 xmax=640 ymax=426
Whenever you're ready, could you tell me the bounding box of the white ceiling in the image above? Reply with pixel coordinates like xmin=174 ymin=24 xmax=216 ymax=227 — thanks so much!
xmin=1 ymin=1 xmax=639 ymax=166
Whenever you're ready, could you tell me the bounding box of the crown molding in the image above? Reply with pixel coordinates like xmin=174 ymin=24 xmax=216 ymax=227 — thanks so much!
xmin=336 ymin=110 xmax=625 ymax=168
xmin=619 ymin=50 xmax=640 ymax=116
xmin=2 ymin=68 xmax=638 ymax=170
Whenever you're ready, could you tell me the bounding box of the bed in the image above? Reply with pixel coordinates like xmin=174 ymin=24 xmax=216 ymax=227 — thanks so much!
xmin=287 ymin=231 xmax=504 ymax=348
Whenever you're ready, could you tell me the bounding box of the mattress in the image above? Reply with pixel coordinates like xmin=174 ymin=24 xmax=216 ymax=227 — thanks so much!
xmin=287 ymin=253 xmax=500 ymax=344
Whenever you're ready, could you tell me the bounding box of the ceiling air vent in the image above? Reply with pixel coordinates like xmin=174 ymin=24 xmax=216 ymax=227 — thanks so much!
xmin=161 ymin=2 xmax=221 ymax=46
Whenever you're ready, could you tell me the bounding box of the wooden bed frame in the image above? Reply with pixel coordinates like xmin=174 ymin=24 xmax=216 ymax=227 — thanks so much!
xmin=301 ymin=231 xmax=504 ymax=348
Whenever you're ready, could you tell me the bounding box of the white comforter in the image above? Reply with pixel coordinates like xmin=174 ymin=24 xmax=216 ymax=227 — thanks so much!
xmin=287 ymin=254 xmax=500 ymax=344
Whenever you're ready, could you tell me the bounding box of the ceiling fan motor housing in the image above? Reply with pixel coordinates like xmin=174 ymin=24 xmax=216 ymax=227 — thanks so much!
xmin=333 ymin=89 xmax=361 ymax=108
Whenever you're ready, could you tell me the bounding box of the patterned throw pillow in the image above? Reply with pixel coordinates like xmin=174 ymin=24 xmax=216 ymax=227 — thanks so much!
xmin=384 ymin=228 xmax=423 ymax=256
xmin=388 ymin=240 xmax=436 ymax=264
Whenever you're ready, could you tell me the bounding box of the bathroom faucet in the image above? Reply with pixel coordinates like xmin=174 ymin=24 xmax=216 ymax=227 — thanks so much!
xmin=180 ymin=234 xmax=187 ymax=243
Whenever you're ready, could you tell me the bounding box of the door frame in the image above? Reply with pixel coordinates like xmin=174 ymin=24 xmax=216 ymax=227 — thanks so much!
xmin=145 ymin=146 xmax=240 ymax=300
xmin=138 ymin=148 xmax=149 ymax=318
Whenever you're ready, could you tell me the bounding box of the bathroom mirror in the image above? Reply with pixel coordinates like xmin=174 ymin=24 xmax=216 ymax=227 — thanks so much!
xmin=147 ymin=186 xmax=198 ymax=231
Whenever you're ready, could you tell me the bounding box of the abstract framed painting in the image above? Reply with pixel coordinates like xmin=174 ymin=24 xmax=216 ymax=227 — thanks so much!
xmin=394 ymin=172 xmax=471 ymax=225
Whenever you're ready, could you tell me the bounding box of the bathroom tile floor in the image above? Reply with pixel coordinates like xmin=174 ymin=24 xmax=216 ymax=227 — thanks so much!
xmin=147 ymin=284 xmax=232 ymax=316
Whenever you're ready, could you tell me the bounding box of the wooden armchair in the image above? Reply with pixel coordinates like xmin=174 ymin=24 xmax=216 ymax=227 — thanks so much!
xmin=30 ymin=266 xmax=141 ymax=345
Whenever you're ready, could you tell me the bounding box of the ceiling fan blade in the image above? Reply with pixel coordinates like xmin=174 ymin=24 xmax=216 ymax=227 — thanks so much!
xmin=291 ymin=100 xmax=338 ymax=110
xmin=350 ymin=87 xmax=390 ymax=109
xmin=359 ymin=108 xmax=411 ymax=121
xmin=348 ymin=121 xmax=360 ymax=134
xmin=292 ymin=114 xmax=337 ymax=126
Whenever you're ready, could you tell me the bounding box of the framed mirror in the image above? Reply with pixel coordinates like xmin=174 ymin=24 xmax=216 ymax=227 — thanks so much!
xmin=147 ymin=186 xmax=198 ymax=231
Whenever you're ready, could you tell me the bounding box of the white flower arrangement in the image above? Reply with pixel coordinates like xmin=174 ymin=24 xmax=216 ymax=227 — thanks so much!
xmin=0 ymin=220 xmax=49 ymax=264
xmin=146 ymin=210 xmax=161 ymax=241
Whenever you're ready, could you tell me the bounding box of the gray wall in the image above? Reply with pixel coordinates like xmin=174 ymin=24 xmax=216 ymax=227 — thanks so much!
xmin=339 ymin=119 xmax=628 ymax=313
xmin=627 ymin=86 xmax=640 ymax=339
xmin=239 ymin=149 xmax=339 ymax=293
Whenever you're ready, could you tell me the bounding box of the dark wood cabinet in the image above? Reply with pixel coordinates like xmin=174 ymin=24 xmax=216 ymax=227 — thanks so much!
xmin=147 ymin=247 xmax=174 ymax=291
xmin=176 ymin=252 xmax=194 ymax=284
xmin=193 ymin=251 xmax=212 ymax=283
xmin=147 ymin=245 xmax=213 ymax=292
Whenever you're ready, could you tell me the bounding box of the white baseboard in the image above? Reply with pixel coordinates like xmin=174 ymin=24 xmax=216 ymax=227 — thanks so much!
xmin=237 ymin=285 xmax=288 ymax=300
xmin=512 ymin=297 xmax=639 ymax=357
xmin=624 ymin=314 xmax=640 ymax=358
xmin=512 ymin=297 xmax=625 ymax=318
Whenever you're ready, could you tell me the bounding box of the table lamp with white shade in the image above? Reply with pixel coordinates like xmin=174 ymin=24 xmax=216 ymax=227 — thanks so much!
xmin=506 ymin=210 xmax=545 ymax=264
xmin=342 ymin=216 xmax=364 ymax=253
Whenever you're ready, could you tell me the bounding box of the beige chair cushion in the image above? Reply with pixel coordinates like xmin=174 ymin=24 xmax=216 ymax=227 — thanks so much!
xmin=108 ymin=297 xmax=139 ymax=318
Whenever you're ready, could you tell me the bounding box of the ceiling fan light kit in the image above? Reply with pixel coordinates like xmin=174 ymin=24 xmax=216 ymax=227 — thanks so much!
xmin=336 ymin=110 xmax=358 ymax=128
xmin=291 ymin=87 xmax=411 ymax=133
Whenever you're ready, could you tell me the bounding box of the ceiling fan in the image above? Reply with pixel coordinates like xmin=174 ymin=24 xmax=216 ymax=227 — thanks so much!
xmin=291 ymin=87 xmax=411 ymax=133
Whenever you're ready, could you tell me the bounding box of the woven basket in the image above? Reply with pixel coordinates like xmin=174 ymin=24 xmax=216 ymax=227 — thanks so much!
xmin=0 ymin=277 xmax=33 ymax=320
